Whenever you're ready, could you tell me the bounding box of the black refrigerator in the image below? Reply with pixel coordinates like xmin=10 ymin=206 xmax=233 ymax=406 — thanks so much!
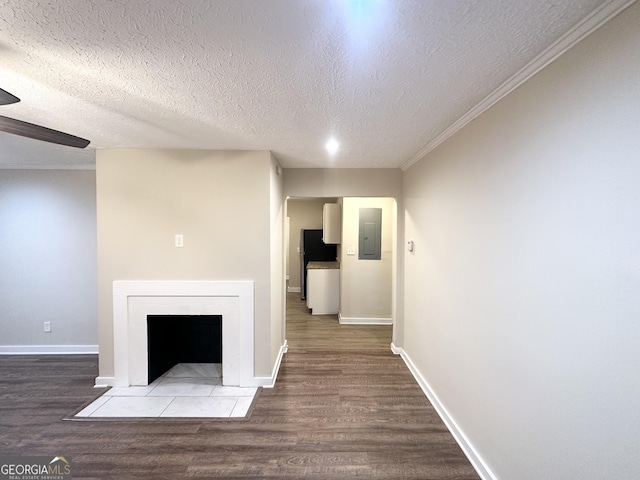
xmin=300 ymin=229 xmax=337 ymax=300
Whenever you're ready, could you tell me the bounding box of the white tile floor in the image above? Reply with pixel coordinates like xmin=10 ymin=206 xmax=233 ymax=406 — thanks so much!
xmin=75 ymin=363 xmax=257 ymax=418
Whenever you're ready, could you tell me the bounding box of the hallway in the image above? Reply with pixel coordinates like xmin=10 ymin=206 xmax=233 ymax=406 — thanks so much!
xmin=285 ymin=292 xmax=393 ymax=352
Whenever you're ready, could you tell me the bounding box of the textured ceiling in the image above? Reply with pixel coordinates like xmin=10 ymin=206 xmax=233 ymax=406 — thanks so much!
xmin=0 ymin=0 xmax=626 ymax=169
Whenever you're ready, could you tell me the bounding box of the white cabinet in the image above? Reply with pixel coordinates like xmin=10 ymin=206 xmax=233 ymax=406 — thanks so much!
xmin=323 ymin=203 xmax=341 ymax=244
xmin=307 ymin=267 xmax=340 ymax=315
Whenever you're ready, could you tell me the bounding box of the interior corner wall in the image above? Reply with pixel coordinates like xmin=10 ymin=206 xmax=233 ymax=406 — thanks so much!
xmin=402 ymin=3 xmax=640 ymax=479
xmin=269 ymin=153 xmax=285 ymax=367
xmin=0 ymin=169 xmax=98 ymax=348
xmin=96 ymin=149 xmax=274 ymax=379
xmin=340 ymin=197 xmax=394 ymax=321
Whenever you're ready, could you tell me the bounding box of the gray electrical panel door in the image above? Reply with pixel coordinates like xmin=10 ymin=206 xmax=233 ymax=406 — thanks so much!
xmin=359 ymin=208 xmax=382 ymax=260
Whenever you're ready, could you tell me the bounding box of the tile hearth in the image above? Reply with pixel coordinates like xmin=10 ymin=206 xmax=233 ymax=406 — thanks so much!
xmin=76 ymin=363 xmax=257 ymax=418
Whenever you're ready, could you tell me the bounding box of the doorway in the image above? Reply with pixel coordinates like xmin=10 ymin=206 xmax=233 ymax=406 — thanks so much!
xmin=284 ymin=196 xmax=398 ymax=350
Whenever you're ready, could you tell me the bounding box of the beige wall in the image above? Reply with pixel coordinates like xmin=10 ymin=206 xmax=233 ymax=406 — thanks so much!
xmin=340 ymin=197 xmax=394 ymax=321
xmin=284 ymin=168 xmax=402 ymax=199
xmin=402 ymin=3 xmax=640 ymax=479
xmin=269 ymin=153 xmax=285 ymax=369
xmin=96 ymin=149 xmax=281 ymax=379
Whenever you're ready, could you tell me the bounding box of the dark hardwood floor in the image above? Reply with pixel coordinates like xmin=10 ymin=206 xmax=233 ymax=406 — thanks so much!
xmin=0 ymin=294 xmax=479 ymax=479
xmin=286 ymin=291 xmax=393 ymax=352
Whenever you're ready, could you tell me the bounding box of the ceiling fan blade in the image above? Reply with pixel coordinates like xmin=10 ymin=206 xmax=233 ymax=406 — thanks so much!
xmin=0 ymin=115 xmax=90 ymax=148
xmin=0 ymin=88 xmax=20 ymax=105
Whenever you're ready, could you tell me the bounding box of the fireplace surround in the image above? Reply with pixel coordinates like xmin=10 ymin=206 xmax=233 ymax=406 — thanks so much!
xmin=111 ymin=280 xmax=254 ymax=387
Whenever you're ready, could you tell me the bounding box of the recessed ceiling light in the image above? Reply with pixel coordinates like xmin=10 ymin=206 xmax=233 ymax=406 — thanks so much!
xmin=326 ymin=138 xmax=339 ymax=155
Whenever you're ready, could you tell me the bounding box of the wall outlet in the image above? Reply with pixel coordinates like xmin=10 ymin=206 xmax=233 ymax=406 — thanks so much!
xmin=44 ymin=321 xmax=51 ymax=333
xmin=175 ymin=234 xmax=184 ymax=248
xmin=347 ymin=247 xmax=355 ymax=255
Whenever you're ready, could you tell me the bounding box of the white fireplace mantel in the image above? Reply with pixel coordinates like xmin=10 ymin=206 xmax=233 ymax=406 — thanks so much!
xmin=111 ymin=280 xmax=254 ymax=387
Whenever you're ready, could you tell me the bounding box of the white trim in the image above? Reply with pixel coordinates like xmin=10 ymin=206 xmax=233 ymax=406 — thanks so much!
xmin=0 ymin=345 xmax=98 ymax=355
xmin=109 ymin=280 xmax=255 ymax=388
xmin=94 ymin=376 xmax=115 ymax=388
xmin=393 ymin=346 xmax=497 ymax=480
xmin=401 ymin=0 xmax=636 ymax=171
xmin=338 ymin=313 xmax=392 ymax=325
xmin=253 ymin=340 xmax=288 ymax=388
xmin=287 ymin=286 xmax=301 ymax=293
xmin=112 ymin=280 xmax=254 ymax=297
xmin=390 ymin=342 xmax=402 ymax=355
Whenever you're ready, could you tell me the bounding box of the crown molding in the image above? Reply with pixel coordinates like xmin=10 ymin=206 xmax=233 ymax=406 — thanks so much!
xmin=401 ymin=0 xmax=637 ymax=171
xmin=0 ymin=163 xmax=95 ymax=170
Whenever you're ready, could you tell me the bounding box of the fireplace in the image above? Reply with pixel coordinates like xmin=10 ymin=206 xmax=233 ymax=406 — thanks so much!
xmin=147 ymin=314 xmax=222 ymax=384
xmin=111 ymin=280 xmax=254 ymax=387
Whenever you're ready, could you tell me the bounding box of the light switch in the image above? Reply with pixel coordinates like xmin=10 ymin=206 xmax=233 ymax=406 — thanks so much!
xmin=347 ymin=247 xmax=355 ymax=255
xmin=44 ymin=321 xmax=51 ymax=333
xmin=175 ymin=234 xmax=184 ymax=248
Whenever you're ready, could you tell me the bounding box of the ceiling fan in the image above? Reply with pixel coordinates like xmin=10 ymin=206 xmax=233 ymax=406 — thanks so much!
xmin=0 ymin=87 xmax=90 ymax=148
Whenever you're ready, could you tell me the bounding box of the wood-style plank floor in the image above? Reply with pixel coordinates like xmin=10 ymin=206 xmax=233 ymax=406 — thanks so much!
xmin=286 ymin=291 xmax=394 ymax=352
xmin=0 ymin=293 xmax=479 ymax=479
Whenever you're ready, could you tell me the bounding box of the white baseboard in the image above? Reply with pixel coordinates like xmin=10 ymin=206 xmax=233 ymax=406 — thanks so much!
xmin=393 ymin=346 xmax=497 ymax=480
xmin=287 ymin=286 xmax=301 ymax=293
xmin=94 ymin=376 xmax=115 ymax=388
xmin=0 ymin=345 xmax=99 ymax=355
xmin=252 ymin=340 xmax=288 ymax=388
xmin=338 ymin=313 xmax=392 ymax=325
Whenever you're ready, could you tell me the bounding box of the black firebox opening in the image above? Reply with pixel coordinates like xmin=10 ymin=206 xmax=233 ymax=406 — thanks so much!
xmin=147 ymin=315 xmax=222 ymax=385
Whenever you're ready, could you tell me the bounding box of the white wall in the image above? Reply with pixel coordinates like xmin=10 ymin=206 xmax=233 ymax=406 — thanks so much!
xmin=96 ymin=149 xmax=281 ymax=379
xmin=402 ymin=3 xmax=640 ymax=479
xmin=0 ymin=169 xmax=97 ymax=350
